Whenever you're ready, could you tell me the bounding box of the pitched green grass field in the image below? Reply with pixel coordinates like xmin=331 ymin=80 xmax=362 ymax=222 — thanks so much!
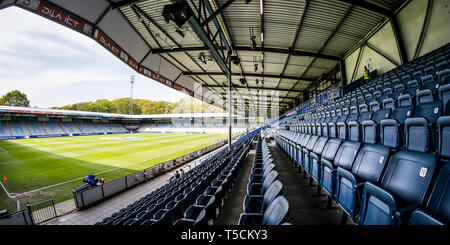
xmin=0 ymin=133 xmax=227 ymax=212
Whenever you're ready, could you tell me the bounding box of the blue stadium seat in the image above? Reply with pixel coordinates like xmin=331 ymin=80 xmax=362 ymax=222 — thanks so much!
xmin=310 ymin=138 xmax=342 ymax=195
xmin=406 ymin=80 xmax=421 ymax=97
xmin=408 ymin=163 xmax=450 ymax=225
xmin=439 ymin=84 xmax=450 ymax=116
xmin=336 ymin=121 xmax=391 ymax=222
xmin=321 ymin=124 xmax=361 ymax=205
xmin=243 ymin=180 xmax=283 ymax=214
xmin=357 ymin=104 xmax=373 ymax=124
xmin=370 ymin=101 xmax=391 ymax=124
xmin=301 ymin=134 xmax=320 ymax=174
xmin=422 ymin=74 xmax=440 ymax=93
xmin=357 ymin=121 xmax=437 ymax=225
xmin=238 ymin=196 xmax=290 ymax=225
xmin=438 ymin=69 xmax=450 ymax=85
xmin=414 ymin=89 xmax=442 ymax=124
xmin=247 ymin=170 xmax=278 ymax=196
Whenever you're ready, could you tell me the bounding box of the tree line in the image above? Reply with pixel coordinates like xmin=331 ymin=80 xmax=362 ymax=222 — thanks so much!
xmin=52 ymin=97 xmax=225 ymax=114
xmin=0 ymin=90 xmax=224 ymax=114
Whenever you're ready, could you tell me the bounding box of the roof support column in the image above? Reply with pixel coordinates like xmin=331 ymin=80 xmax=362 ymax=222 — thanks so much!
xmin=339 ymin=60 xmax=347 ymax=86
xmin=390 ymin=15 xmax=408 ymax=64
xmin=227 ymin=52 xmax=232 ymax=151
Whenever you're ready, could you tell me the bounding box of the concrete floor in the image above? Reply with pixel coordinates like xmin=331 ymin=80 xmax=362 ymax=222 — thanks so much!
xmin=215 ymin=138 xmax=344 ymax=225
xmin=214 ymin=140 xmax=256 ymax=225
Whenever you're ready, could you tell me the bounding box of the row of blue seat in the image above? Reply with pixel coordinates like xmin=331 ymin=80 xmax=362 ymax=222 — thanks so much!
xmin=95 ymin=130 xmax=258 ymax=225
xmin=292 ymin=92 xmax=449 ymax=159
xmin=275 ymin=115 xmax=449 ymax=225
xmin=238 ymin=137 xmax=290 ymax=225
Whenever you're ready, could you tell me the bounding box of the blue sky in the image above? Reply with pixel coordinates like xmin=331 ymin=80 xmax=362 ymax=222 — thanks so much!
xmin=0 ymin=7 xmax=187 ymax=108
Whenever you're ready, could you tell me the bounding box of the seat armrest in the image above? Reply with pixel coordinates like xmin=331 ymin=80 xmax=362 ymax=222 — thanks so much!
xmin=395 ymin=204 xmax=419 ymax=225
xmin=243 ymin=195 xmax=264 ymax=213
xmin=363 ymin=182 xmax=397 ymax=211
xmin=238 ymin=213 xmax=264 ymax=225
xmin=247 ymin=183 xmax=263 ymax=195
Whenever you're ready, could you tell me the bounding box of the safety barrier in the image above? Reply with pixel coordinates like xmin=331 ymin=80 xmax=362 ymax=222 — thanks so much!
xmin=28 ymin=200 xmax=57 ymax=224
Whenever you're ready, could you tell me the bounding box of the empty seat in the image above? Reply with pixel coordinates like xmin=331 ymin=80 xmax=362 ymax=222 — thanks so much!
xmin=243 ymin=180 xmax=283 ymax=214
xmin=301 ymin=134 xmax=320 ymax=174
xmin=383 ymin=94 xmax=414 ymax=146
xmin=436 ymin=61 xmax=449 ymax=72
xmin=335 ymin=112 xmax=395 ymax=222
xmin=321 ymin=123 xmax=361 ymax=207
xmin=438 ymin=69 xmax=450 ymax=85
xmin=392 ymin=84 xmax=405 ymax=99
xmin=247 ymin=170 xmax=278 ymax=196
xmin=357 ymin=104 xmax=373 ymax=124
xmin=437 ymin=116 xmax=450 ymax=165
xmin=310 ymin=138 xmax=342 ymax=195
xmin=422 ymin=74 xmax=440 ymax=93
xmin=238 ymin=196 xmax=290 ymax=225
xmin=406 ymin=80 xmax=421 ymax=97
xmin=357 ymin=123 xmax=437 ymax=225
xmin=408 ymin=163 xmax=450 ymax=225
xmin=414 ymin=89 xmax=442 ymax=125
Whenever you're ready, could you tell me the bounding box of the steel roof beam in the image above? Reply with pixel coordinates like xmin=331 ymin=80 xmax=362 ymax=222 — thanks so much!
xmin=337 ymin=0 xmax=394 ymax=16
xmin=275 ymin=0 xmax=310 ymax=90
xmin=111 ymin=0 xmax=146 ymax=10
xmin=151 ymin=46 xmax=341 ymax=61
xmin=202 ymin=84 xmax=303 ymax=93
xmin=182 ymin=71 xmax=315 ymax=81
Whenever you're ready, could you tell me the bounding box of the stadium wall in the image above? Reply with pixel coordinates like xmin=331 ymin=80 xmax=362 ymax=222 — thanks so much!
xmin=344 ymin=0 xmax=450 ymax=83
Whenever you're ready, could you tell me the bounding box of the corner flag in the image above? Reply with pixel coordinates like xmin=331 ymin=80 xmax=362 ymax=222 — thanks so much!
xmin=3 ymin=176 xmax=6 ymax=183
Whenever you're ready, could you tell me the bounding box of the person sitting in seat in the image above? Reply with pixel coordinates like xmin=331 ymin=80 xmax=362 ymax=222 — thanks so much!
xmin=174 ymin=170 xmax=180 ymax=179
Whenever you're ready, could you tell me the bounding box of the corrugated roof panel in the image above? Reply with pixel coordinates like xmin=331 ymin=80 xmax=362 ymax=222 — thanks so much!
xmin=263 ymin=0 xmax=305 ymax=48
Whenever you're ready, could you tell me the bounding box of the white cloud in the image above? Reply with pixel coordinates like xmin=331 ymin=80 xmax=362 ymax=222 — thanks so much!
xmin=0 ymin=6 xmax=188 ymax=109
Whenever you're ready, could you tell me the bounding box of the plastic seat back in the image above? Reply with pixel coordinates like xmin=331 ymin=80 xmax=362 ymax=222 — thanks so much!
xmin=261 ymin=180 xmax=283 ymax=211
xmin=439 ymin=84 xmax=450 ymax=116
xmin=261 ymin=196 xmax=290 ymax=225
xmin=414 ymin=89 xmax=442 ymax=124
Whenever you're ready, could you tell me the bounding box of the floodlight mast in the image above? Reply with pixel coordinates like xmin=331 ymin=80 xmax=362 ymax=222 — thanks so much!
xmin=129 ymin=75 xmax=135 ymax=115
xmin=228 ymin=53 xmax=232 ymax=151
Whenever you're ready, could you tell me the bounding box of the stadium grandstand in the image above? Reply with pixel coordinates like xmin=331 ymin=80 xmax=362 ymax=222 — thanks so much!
xmin=0 ymin=0 xmax=449 ymax=233
xmin=0 ymin=106 xmax=250 ymax=139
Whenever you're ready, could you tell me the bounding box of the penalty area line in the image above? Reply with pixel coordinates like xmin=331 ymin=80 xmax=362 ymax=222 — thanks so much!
xmin=0 ymin=181 xmax=13 ymax=198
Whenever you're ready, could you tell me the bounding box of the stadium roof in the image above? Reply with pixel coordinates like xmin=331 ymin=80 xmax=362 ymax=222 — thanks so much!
xmin=1 ymin=0 xmax=408 ymax=114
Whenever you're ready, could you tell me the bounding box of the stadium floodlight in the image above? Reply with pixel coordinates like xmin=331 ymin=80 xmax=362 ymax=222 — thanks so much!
xmin=199 ymin=52 xmax=207 ymax=64
xmin=129 ymin=75 xmax=135 ymax=115
xmin=231 ymin=56 xmax=240 ymax=65
xmin=251 ymin=35 xmax=257 ymax=50
xmin=162 ymin=1 xmax=193 ymax=28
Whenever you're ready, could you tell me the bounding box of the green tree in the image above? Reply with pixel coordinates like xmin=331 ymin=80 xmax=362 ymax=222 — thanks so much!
xmin=96 ymin=100 xmax=115 ymax=113
xmin=111 ymin=98 xmax=141 ymax=114
xmin=0 ymin=90 xmax=30 ymax=107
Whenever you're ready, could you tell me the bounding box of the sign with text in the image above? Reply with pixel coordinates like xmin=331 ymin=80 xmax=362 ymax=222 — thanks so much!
xmin=17 ymin=0 xmax=93 ymax=35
